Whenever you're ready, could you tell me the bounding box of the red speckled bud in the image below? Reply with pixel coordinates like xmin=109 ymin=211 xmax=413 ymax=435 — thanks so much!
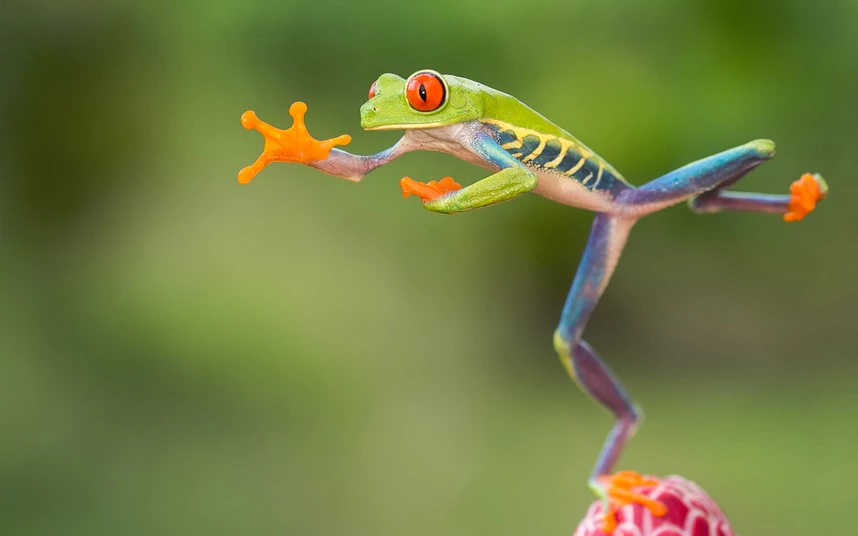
xmin=574 ymin=475 xmax=734 ymax=536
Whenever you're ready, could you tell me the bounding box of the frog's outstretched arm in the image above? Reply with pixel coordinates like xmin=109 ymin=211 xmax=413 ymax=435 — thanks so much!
xmin=403 ymin=128 xmax=538 ymax=214
xmin=308 ymin=143 xmax=412 ymax=182
xmin=238 ymin=102 xmax=414 ymax=184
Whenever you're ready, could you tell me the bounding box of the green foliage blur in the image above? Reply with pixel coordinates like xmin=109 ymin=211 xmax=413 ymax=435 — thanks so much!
xmin=2 ymin=1 xmax=857 ymax=534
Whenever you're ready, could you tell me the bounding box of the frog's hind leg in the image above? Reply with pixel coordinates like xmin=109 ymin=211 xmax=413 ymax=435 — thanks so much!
xmin=689 ymin=172 xmax=828 ymax=222
xmin=554 ymin=213 xmax=666 ymax=532
xmin=618 ymin=139 xmax=826 ymax=222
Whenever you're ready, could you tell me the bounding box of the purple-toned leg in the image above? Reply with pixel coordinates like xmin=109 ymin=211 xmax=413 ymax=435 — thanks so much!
xmin=572 ymin=340 xmax=641 ymax=477
xmin=309 ymin=140 xmax=412 ymax=182
xmin=554 ymin=214 xmax=671 ymax=529
xmin=689 ymin=190 xmax=790 ymax=214
xmin=553 ymin=214 xmax=640 ymax=477
xmin=689 ymin=172 xmax=828 ymax=221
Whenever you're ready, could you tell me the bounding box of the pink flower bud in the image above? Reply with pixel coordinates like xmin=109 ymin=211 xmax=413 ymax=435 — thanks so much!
xmin=573 ymin=475 xmax=734 ymax=536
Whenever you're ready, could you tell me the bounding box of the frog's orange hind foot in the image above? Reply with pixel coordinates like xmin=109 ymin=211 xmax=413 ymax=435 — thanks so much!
xmin=400 ymin=176 xmax=462 ymax=202
xmin=595 ymin=471 xmax=667 ymax=533
xmin=238 ymin=102 xmax=351 ymax=184
xmin=784 ymin=173 xmax=828 ymax=222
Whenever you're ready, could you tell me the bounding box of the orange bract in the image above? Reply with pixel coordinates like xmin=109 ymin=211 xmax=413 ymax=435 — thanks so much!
xmin=596 ymin=471 xmax=667 ymax=533
xmin=400 ymin=176 xmax=462 ymax=202
xmin=784 ymin=173 xmax=824 ymax=222
xmin=238 ymin=102 xmax=351 ymax=184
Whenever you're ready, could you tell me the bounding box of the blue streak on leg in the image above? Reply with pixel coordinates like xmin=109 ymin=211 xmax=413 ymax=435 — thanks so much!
xmin=619 ymin=139 xmax=776 ymax=210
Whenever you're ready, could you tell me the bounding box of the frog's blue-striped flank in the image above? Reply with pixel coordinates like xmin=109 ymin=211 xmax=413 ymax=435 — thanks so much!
xmin=239 ymin=69 xmax=828 ymax=533
xmin=481 ymin=119 xmax=627 ymax=194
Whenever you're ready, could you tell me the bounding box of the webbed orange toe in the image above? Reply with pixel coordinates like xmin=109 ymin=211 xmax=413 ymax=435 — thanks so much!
xmin=784 ymin=173 xmax=828 ymax=222
xmin=238 ymin=102 xmax=351 ymax=184
xmin=400 ymin=176 xmax=462 ymax=202
xmin=595 ymin=471 xmax=666 ymax=533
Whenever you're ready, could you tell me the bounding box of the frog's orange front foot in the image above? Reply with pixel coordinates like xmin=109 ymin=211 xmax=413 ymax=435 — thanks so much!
xmin=593 ymin=471 xmax=667 ymax=533
xmin=238 ymin=102 xmax=352 ymax=184
xmin=400 ymin=176 xmax=462 ymax=202
xmin=784 ymin=173 xmax=828 ymax=222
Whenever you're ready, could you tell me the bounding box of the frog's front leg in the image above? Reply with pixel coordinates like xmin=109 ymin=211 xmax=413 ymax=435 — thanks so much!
xmin=308 ymin=142 xmax=412 ymax=183
xmin=239 ymin=102 xmax=413 ymax=184
xmin=405 ymin=130 xmax=538 ymax=214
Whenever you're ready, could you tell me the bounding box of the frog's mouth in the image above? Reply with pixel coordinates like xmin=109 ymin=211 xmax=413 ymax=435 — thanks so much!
xmin=360 ymin=98 xmax=450 ymax=131
xmin=361 ymin=117 xmax=448 ymax=131
xmin=363 ymin=123 xmax=446 ymax=131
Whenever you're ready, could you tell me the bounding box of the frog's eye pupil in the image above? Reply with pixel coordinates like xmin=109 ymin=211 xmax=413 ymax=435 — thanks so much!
xmin=406 ymin=71 xmax=447 ymax=112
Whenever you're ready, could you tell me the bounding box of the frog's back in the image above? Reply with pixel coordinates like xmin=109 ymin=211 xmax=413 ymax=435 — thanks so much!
xmin=465 ymin=79 xmax=630 ymax=197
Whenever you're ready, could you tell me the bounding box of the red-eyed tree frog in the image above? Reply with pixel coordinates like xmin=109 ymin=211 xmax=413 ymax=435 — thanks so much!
xmin=239 ymin=69 xmax=827 ymax=533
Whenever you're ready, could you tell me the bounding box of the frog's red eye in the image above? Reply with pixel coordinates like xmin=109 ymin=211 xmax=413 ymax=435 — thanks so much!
xmin=368 ymin=80 xmax=378 ymax=99
xmin=406 ymin=72 xmax=447 ymax=112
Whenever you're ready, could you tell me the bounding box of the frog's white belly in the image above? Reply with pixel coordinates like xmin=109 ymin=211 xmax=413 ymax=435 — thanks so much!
xmin=531 ymin=167 xmax=618 ymax=213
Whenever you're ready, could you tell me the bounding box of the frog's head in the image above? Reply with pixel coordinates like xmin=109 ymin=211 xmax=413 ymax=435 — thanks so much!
xmin=360 ymin=70 xmax=484 ymax=131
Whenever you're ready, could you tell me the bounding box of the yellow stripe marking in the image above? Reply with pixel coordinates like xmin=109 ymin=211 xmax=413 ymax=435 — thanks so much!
xmin=483 ymin=119 xmax=629 ymax=185
xmin=483 ymin=120 xmax=600 ymax=179
xmin=545 ymin=139 xmax=573 ymax=168
xmin=592 ymin=161 xmax=605 ymax=188
xmin=565 ymin=157 xmax=587 ymax=176
xmin=522 ymin=135 xmax=549 ymax=163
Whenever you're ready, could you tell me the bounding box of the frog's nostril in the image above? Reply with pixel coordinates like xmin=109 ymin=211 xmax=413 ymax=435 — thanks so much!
xmin=372 ymin=107 xmax=378 ymax=112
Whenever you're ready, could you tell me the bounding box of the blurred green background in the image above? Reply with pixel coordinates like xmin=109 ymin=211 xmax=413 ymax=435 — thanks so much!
xmin=2 ymin=1 xmax=857 ymax=534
